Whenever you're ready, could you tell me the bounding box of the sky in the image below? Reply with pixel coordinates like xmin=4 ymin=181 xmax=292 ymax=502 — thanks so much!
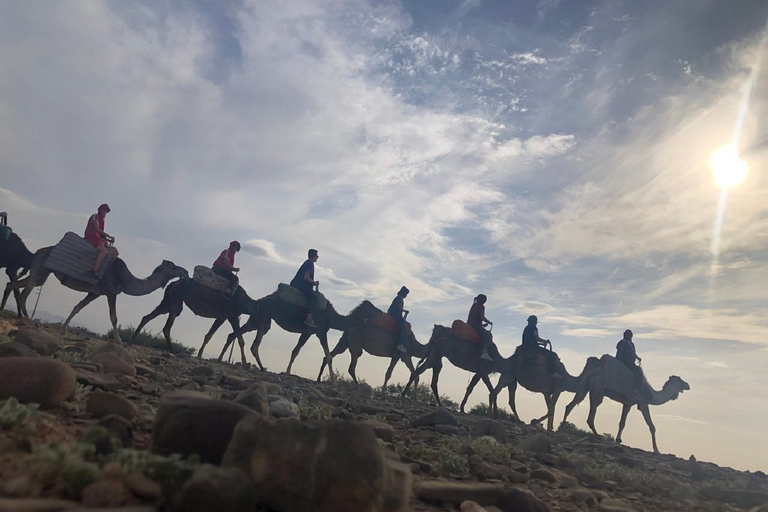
xmin=2 ymin=0 xmax=767 ymax=472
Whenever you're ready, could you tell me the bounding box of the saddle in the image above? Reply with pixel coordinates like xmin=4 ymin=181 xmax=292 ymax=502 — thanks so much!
xmin=276 ymin=283 xmax=327 ymax=311
xmin=193 ymin=266 xmax=230 ymax=294
xmin=45 ymin=232 xmax=117 ymax=284
xmin=370 ymin=313 xmax=412 ymax=336
xmin=450 ymin=319 xmax=493 ymax=346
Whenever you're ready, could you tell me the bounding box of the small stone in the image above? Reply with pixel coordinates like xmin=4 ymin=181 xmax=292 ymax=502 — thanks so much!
xmin=176 ymin=465 xmax=255 ymax=512
xmin=365 ymin=419 xmax=396 ymax=442
xmin=435 ymin=424 xmax=464 ymax=435
xmin=94 ymin=342 xmax=135 ymax=364
xmin=87 ymin=391 xmax=139 ymax=420
xmin=517 ymin=435 xmax=552 ymax=455
xmin=568 ymin=487 xmax=597 ymax=506
xmin=0 ymin=498 xmax=81 ymax=511
xmin=150 ymin=372 xmax=167 ymax=382
xmin=530 ymin=467 xmax=558 ymax=483
xmin=0 ymin=357 xmax=77 ymax=407
xmin=73 ymin=367 xmax=125 ymax=391
xmin=461 ymin=501 xmax=490 ymax=512
xmin=496 ymin=488 xmax=550 ymax=512
xmin=8 ymin=328 xmax=59 ymax=356
xmin=0 ymin=342 xmax=40 ymax=358
xmin=470 ymin=419 xmax=507 ymax=442
xmin=413 ymin=481 xmax=505 ymax=506
xmin=270 ymin=398 xmax=300 ymax=418
xmin=90 ymin=352 xmax=137 ymax=376
xmin=190 ymin=365 xmax=215 ymax=377
xmin=80 ymin=479 xmax=132 ymax=508
xmin=233 ymin=382 xmax=269 ymax=415
xmin=124 ymin=472 xmax=162 ymax=500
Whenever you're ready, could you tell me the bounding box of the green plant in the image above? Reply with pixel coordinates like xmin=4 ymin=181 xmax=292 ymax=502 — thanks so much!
xmin=56 ymin=350 xmax=87 ymax=363
xmin=110 ymin=449 xmax=200 ymax=496
xmin=468 ymin=403 xmax=517 ymax=422
xmin=279 ymin=389 xmax=332 ymax=420
xmin=0 ymin=398 xmax=40 ymax=430
xmin=434 ymin=449 xmax=468 ymax=475
xmin=470 ymin=436 xmax=512 ymax=460
xmin=108 ymin=325 xmax=194 ymax=355
xmin=384 ymin=382 xmax=459 ymax=411
xmin=322 ymin=369 xmax=358 ymax=384
xmin=28 ymin=442 xmax=100 ymax=499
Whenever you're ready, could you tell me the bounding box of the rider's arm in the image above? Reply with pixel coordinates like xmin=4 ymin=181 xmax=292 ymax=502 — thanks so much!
xmin=303 ymin=270 xmax=318 ymax=286
xmin=89 ymin=215 xmax=112 ymax=240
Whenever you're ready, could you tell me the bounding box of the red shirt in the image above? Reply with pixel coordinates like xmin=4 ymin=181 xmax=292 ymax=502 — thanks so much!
xmin=467 ymin=303 xmax=485 ymax=327
xmin=84 ymin=214 xmax=105 ymax=247
xmin=213 ymin=248 xmax=236 ymax=269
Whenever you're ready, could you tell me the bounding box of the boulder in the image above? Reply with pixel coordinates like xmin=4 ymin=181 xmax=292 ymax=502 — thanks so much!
xmin=0 ymin=341 xmax=40 ymax=358
xmin=470 ymin=419 xmax=507 ymax=442
xmin=73 ymin=367 xmax=125 ymax=391
xmin=8 ymin=328 xmax=59 ymax=356
xmin=152 ymin=391 xmax=258 ymax=465
xmin=176 ymin=465 xmax=256 ymax=512
xmin=0 ymin=357 xmax=76 ymax=407
xmin=222 ymin=416 xmax=411 ymax=512
xmin=496 ymin=488 xmax=550 ymax=512
xmin=410 ymin=408 xmax=458 ymax=428
xmin=518 ymin=434 xmax=552 ymax=455
xmin=413 ymin=481 xmax=506 ymax=506
xmin=190 ymin=365 xmax=216 ymax=377
xmin=90 ymin=352 xmax=137 ymax=377
xmin=86 ymin=391 xmax=138 ymax=420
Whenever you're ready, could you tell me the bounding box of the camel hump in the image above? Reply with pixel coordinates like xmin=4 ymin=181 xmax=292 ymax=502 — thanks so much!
xmin=193 ymin=265 xmax=230 ymax=294
xmin=370 ymin=313 xmax=411 ymax=336
xmin=45 ymin=232 xmax=116 ymax=284
xmin=276 ymin=283 xmax=327 ymax=311
xmin=450 ymin=319 xmax=491 ymax=345
xmin=601 ymin=355 xmax=638 ymax=397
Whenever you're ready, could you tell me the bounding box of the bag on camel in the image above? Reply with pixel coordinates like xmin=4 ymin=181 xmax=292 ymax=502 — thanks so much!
xmin=450 ymin=319 xmax=494 ymax=345
xmin=276 ymin=283 xmax=327 ymax=311
xmin=370 ymin=313 xmax=412 ymax=336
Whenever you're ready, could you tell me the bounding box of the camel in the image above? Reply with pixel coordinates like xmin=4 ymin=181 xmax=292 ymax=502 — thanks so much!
xmin=485 ymin=345 xmax=601 ymax=430
xmin=316 ymin=319 xmax=431 ymax=389
xmin=561 ymin=354 xmax=690 ymax=453
xmin=222 ymin=293 xmax=381 ymax=376
xmin=0 ymin=231 xmax=34 ymax=316
xmin=401 ymin=324 xmax=505 ymax=411
xmin=9 ymin=246 xmax=188 ymax=342
xmin=129 ymin=278 xmax=259 ymax=365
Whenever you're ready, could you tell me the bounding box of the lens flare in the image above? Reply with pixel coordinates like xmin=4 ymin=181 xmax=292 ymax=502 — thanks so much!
xmin=708 ymin=144 xmax=749 ymax=189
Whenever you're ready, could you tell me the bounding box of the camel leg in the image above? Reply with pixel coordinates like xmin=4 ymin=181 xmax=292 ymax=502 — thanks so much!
xmin=460 ymin=373 xmax=483 ymax=413
xmin=638 ymin=403 xmax=659 ymax=453
xmin=546 ymin=391 xmax=562 ymax=431
xmin=286 ymin=332 xmax=312 ymax=375
xmin=199 ymin=318 xmax=225 ymax=359
xmin=15 ymin=269 xmax=50 ymax=318
xmin=317 ymin=334 xmax=348 ymax=382
xmin=616 ymin=403 xmax=632 ymax=445
xmin=130 ymin=296 xmax=173 ymax=345
xmin=399 ymin=356 xmax=419 ymax=394
xmin=347 ymin=343 xmax=364 ymax=384
xmin=402 ymin=357 xmax=431 ymax=399
xmin=586 ymin=389 xmax=604 ymax=437
xmin=106 ymin=294 xmax=120 ymax=342
xmin=1 ymin=269 xmax=22 ymax=316
xmin=507 ymin=380 xmax=520 ymax=421
xmin=481 ymin=374 xmax=495 ymax=416
xmin=63 ymin=293 xmax=100 ymax=335
xmin=315 ymin=331 xmax=335 ymax=382
xmin=562 ymin=385 xmax=589 ymax=425
xmin=429 ymin=363 xmax=443 ymax=407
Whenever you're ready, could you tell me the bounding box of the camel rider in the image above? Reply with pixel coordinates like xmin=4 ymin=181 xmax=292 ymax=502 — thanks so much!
xmin=213 ymin=241 xmax=241 ymax=295
xmin=468 ymin=294 xmax=494 ymax=361
xmin=291 ymin=248 xmax=319 ymax=327
xmin=84 ymin=203 xmax=117 ymax=277
xmin=522 ymin=315 xmax=561 ymax=378
xmin=388 ymin=286 xmax=410 ymax=353
xmin=616 ymin=329 xmax=644 ymax=391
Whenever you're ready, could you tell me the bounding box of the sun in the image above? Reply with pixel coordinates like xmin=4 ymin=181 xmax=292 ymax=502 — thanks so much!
xmin=708 ymin=144 xmax=749 ymax=189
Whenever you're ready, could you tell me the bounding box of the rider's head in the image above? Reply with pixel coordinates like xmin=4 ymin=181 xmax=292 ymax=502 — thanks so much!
xmin=527 ymin=315 xmax=538 ymax=325
xmin=308 ymin=248 xmax=319 ymax=260
xmin=230 ymin=241 xmax=241 ymax=251
xmin=398 ymin=286 xmax=410 ymax=298
xmin=98 ymin=203 xmax=111 ymax=214
xmin=624 ymin=329 xmax=633 ymax=339
xmin=475 ymin=294 xmax=487 ymax=304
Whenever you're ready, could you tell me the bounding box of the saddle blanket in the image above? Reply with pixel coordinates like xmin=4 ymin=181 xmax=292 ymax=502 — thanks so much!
xmin=276 ymin=283 xmax=327 ymax=311
xmin=450 ymin=319 xmax=495 ymax=345
xmin=370 ymin=313 xmax=412 ymax=336
xmin=602 ymin=355 xmax=642 ymax=401
xmin=193 ymin=266 xmax=230 ymax=294
xmin=45 ymin=232 xmax=117 ymax=285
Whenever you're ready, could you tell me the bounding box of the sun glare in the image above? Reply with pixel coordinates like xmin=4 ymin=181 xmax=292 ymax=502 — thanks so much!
xmin=708 ymin=144 xmax=749 ymax=189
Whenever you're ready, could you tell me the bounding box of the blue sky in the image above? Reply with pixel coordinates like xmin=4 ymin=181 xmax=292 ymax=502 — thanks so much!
xmin=2 ymin=0 xmax=767 ymax=471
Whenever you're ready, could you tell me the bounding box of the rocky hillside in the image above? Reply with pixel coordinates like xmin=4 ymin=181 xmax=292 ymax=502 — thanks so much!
xmin=0 ymin=315 xmax=766 ymax=512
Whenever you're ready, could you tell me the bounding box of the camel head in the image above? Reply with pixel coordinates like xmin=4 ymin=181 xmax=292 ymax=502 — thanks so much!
xmin=350 ymin=300 xmax=382 ymax=321
xmin=157 ymin=260 xmax=189 ymax=287
xmin=663 ymin=375 xmax=690 ymax=400
xmin=428 ymin=324 xmax=451 ymax=344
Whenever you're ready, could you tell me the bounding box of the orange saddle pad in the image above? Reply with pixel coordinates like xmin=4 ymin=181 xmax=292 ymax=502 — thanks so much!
xmin=451 ymin=320 xmax=494 ymax=345
xmin=370 ymin=313 xmax=412 ymax=336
